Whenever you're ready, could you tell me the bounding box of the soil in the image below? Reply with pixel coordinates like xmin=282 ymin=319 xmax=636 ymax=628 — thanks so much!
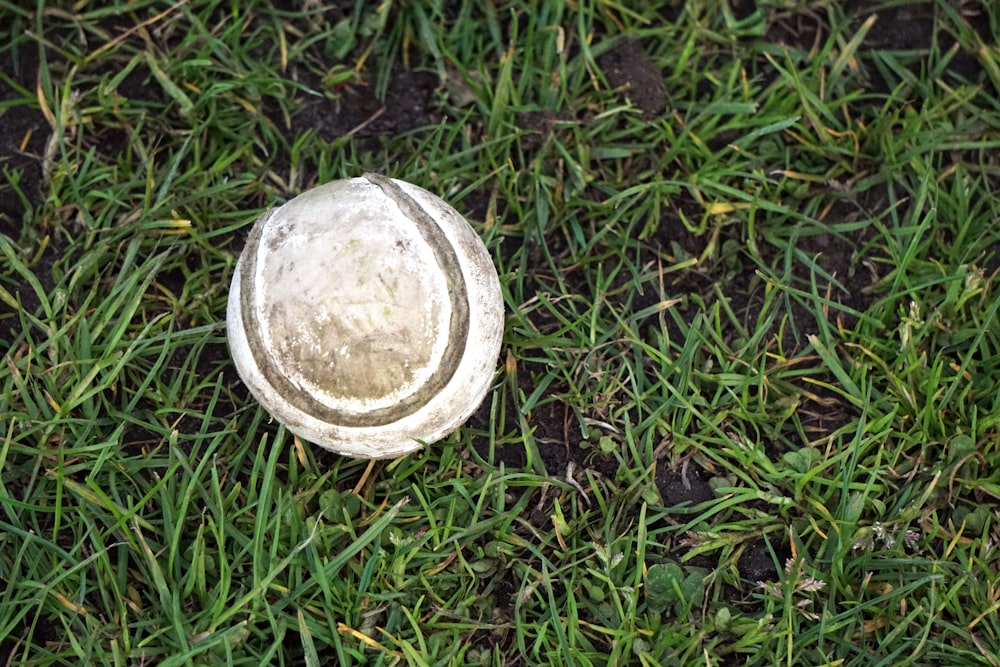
xmin=1 ymin=0 xmax=996 ymax=661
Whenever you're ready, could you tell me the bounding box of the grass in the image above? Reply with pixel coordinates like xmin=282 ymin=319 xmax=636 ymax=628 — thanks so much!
xmin=2 ymin=0 xmax=1000 ymax=665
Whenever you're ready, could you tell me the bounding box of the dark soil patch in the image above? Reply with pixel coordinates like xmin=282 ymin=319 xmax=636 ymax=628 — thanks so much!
xmin=0 ymin=106 xmax=48 ymax=238
xmin=516 ymin=109 xmax=577 ymax=152
xmin=597 ymin=38 xmax=668 ymax=119
xmin=280 ymin=69 xmax=439 ymax=146
xmin=0 ymin=44 xmax=67 ymax=344
xmin=746 ymin=193 xmax=885 ymax=352
xmin=0 ymin=42 xmax=48 ymax=241
xmin=737 ymin=538 xmax=791 ymax=583
xmin=656 ymin=460 xmax=716 ymax=508
xmin=767 ymin=1 xmax=996 ymax=95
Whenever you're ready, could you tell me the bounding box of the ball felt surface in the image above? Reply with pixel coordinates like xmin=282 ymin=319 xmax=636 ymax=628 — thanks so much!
xmin=227 ymin=175 xmax=504 ymax=458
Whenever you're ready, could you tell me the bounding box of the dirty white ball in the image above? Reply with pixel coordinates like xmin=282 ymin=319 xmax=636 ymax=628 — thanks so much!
xmin=227 ymin=174 xmax=504 ymax=459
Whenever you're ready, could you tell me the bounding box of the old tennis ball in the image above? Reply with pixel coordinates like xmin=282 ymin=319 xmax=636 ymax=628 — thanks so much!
xmin=226 ymin=174 xmax=504 ymax=459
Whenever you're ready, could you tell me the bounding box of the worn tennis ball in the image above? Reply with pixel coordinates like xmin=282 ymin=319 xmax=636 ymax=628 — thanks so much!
xmin=226 ymin=174 xmax=504 ymax=458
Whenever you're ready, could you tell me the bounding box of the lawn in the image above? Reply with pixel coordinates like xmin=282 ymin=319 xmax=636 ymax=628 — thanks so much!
xmin=2 ymin=0 xmax=1000 ymax=665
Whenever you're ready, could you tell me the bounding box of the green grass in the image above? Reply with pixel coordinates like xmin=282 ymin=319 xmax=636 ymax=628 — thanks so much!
xmin=2 ymin=0 xmax=1000 ymax=665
